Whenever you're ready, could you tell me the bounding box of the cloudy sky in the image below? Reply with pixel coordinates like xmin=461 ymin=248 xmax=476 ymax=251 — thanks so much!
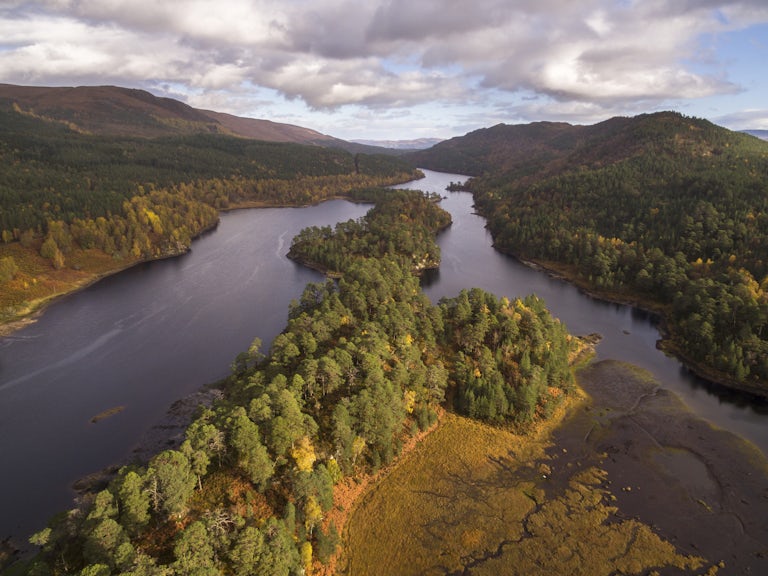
xmin=1 ymin=1 xmax=767 ymax=140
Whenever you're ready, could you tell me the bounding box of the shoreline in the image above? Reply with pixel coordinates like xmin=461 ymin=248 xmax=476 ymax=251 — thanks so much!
xmin=504 ymin=249 xmax=768 ymax=399
xmin=0 ymin=192 xmax=378 ymax=339
xmin=0 ymin=220 xmax=220 ymax=339
xmin=0 ymin=169 xmax=425 ymax=339
xmin=0 ymin=382 xmax=226 ymax=569
xmin=560 ymin=360 xmax=768 ymax=574
xmin=0 ymin=259 xmax=144 ymax=338
xmin=70 ymin=383 xmax=226 ymax=496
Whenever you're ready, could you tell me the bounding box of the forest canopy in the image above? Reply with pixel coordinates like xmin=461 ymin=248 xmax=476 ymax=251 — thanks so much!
xmin=287 ymin=187 xmax=450 ymax=275
xmin=0 ymin=101 xmax=420 ymax=325
xmin=0 ymin=103 xmax=417 ymax=243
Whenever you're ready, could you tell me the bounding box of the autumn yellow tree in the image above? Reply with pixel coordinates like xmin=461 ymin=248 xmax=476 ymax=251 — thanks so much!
xmin=292 ymin=436 xmax=317 ymax=472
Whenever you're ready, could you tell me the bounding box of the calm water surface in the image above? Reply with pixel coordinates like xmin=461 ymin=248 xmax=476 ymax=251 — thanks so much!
xmin=2 ymin=169 xmax=766 ymax=547
xmin=0 ymin=200 xmax=370 ymax=544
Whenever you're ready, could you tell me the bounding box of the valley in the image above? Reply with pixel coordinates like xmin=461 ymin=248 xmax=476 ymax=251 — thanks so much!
xmin=1 ymin=89 xmax=768 ymax=574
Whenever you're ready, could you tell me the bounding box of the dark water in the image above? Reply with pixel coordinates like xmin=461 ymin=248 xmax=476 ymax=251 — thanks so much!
xmin=2 ymin=169 xmax=766 ymax=548
xmin=0 ymin=200 xmax=370 ymax=544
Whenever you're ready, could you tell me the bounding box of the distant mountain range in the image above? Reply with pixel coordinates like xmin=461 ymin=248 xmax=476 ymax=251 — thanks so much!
xmin=742 ymin=129 xmax=768 ymax=141
xmin=350 ymin=137 xmax=443 ymax=150
xmin=0 ymin=83 xmax=390 ymax=154
xmin=4 ymin=83 xmax=763 ymax=160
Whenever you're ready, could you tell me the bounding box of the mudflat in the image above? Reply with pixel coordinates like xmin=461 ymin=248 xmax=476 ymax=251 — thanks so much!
xmin=344 ymin=360 xmax=768 ymax=575
xmin=557 ymin=360 xmax=768 ymax=575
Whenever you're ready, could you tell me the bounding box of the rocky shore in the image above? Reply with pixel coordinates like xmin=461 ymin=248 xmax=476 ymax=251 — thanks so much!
xmin=72 ymin=385 xmax=224 ymax=496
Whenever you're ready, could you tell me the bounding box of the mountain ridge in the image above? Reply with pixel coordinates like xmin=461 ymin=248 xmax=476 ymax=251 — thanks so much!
xmin=0 ymin=83 xmax=387 ymax=153
xmin=407 ymin=111 xmax=764 ymax=178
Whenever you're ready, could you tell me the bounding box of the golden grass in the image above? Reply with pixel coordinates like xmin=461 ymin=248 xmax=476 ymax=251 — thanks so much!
xmin=343 ymin=407 xmax=714 ymax=576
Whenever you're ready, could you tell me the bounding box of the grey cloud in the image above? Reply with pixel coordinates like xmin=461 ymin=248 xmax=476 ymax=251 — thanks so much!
xmin=283 ymin=3 xmax=374 ymax=59
xmin=365 ymin=0 xmax=576 ymax=44
xmin=366 ymin=0 xmax=499 ymax=43
xmin=0 ymin=0 xmax=766 ymax=120
xmin=712 ymin=108 xmax=768 ymax=129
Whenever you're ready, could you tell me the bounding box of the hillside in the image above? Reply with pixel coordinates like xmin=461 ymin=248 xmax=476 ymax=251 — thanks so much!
xmin=200 ymin=108 xmax=335 ymax=144
xmin=409 ymin=112 xmax=768 ymax=395
xmin=201 ymin=109 xmax=389 ymax=154
xmin=0 ymin=84 xmax=224 ymax=138
xmin=408 ymin=120 xmax=582 ymax=176
xmin=0 ymin=84 xmax=382 ymax=154
xmin=407 ymin=112 xmax=748 ymax=178
xmin=0 ymin=92 xmax=420 ymax=331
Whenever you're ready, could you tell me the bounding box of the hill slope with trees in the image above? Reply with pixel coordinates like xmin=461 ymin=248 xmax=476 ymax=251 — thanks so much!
xmin=410 ymin=112 xmax=768 ymax=395
xmin=0 ymin=84 xmax=364 ymax=151
xmin=0 ymin=98 xmax=419 ymax=330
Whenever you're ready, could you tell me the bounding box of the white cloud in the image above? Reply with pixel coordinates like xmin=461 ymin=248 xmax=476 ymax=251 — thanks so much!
xmin=0 ymin=1 xmax=766 ymax=137
xmin=713 ymin=108 xmax=768 ymax=130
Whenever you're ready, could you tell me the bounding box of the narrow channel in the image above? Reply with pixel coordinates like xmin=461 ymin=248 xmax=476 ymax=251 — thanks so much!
xmin=395 ymin=170 xmax=768 ymax=457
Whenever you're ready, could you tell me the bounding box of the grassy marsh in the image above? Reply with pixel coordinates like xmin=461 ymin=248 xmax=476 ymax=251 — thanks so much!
xmin=344 ymin=405 xmax=713 ymax=575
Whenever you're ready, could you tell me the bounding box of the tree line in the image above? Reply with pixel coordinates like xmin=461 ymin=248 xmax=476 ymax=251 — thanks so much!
xmin=0 ymin=102 xmax=420 ymax=321
xmin=287 ymin=188 xmax=450 ymax=274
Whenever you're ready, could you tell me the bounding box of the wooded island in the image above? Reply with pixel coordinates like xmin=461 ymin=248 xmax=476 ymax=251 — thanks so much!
xmin=21 ymin=188 xmax=582 ymax=575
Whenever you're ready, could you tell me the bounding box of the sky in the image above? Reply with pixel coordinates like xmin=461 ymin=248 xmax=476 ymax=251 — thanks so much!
xmin=1 ymin=0 xmax=767 ymax=141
